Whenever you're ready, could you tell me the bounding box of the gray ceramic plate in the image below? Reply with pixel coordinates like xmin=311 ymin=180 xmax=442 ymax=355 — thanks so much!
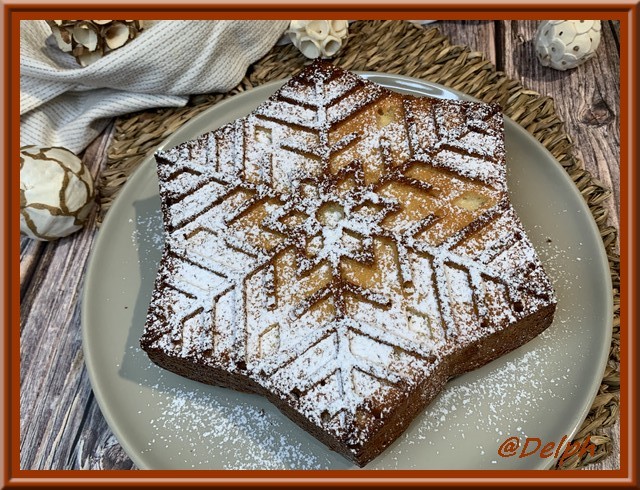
xmin=81 ymin=73 xmax=612 ymax=470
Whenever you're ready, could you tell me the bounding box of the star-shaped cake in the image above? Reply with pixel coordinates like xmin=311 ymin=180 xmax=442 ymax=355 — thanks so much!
xmin=141 ymin=61 xmax=556 ymax=466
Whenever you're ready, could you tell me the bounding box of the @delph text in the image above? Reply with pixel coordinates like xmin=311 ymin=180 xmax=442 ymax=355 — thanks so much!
xmin=498 ymin=435 xmax=595 ymax=466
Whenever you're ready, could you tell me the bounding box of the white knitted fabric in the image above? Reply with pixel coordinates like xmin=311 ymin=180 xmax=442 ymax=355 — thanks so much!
xmin=20 ymin=20 xmax=289 ymax=153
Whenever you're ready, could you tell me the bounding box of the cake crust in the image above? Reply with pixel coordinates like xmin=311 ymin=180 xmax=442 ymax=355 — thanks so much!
xmin=141 ymin=61 xmax=557 ymax=467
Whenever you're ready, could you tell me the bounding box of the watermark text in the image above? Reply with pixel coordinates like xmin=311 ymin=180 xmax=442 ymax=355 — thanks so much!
xmin=498 ymin=435 xmax=595 ymax=466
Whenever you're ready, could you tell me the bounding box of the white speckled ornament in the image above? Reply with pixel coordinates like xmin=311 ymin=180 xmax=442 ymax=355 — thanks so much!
xmin=20 ymin=146 xmax=95 ymax=241
xmin=535 ymin=20 xmax=601 ymax=71
xmin=287 ymin=20 xmax=349 ymax=59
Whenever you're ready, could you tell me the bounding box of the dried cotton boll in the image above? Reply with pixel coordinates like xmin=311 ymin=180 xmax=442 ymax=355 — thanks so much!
xmin=46 ymin=20 xmax=146 ymax=66
xmin=105 ymin=22 xmax=131 ymax=50
xmin=77 ymin=50 xmax=104 ymax=67
xmin=535 ymin=20 xmax=602 ymax=71
xmin=287 ymin=20 xmax=349 ymax=59
xmin=50 ymin=25 xmax=73 ymax=52
xmin=73 ymin=21 xmax=99 ymax=51
xmin=20 ymin=146 xmax=95 ymax=241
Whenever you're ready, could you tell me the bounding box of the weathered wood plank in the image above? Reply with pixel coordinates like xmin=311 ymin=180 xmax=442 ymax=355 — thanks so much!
xmin=20 ymin=237 xmax=45 ymax=302
xmin=19 ymin=126 xmax=126 ymax=470
xmin=436 ymin=21 xmax=497 ymax=66
xmin=609 ymin=20 xmax=619 ymax=51
xmin=65 ymin=392 xmax=137 ymax=470
xmin=498 ymin=20 xmax=620 ymax=243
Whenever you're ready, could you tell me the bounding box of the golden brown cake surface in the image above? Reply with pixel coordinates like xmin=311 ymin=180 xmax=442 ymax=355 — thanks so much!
xmin=141 ymin=61 xmax=556 ymax=466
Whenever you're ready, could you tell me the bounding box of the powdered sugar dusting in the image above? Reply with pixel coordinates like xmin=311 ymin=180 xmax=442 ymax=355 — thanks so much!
xmin=142 ymin=391 xmax=326 ymax=469
xmin=362 ymin=330 xmax=578 ymax=469
xmin=130 ymin=211 xmax=164 ymax=251
xmin=131 ymin=345 xmax=336 ymax=469
xmin=141 ymin=61 xmax=556 ymax=464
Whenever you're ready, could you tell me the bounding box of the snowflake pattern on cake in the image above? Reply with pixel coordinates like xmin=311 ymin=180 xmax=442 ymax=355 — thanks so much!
xmin=142 ymin=61 xmax=556 ymax=458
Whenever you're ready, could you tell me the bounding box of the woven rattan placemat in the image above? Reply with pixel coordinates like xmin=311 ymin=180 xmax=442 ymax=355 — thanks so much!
xmin=97 ymin=20 xmax=620 ymax=470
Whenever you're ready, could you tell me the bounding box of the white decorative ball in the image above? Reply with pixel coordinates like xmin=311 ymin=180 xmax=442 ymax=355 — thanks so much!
xmin=287 ymin=20 xmax=349 ymax=59
xmin=535 ymin=20 xmax=601 ymax=71
xmin=20 ymin=146 xmax=95 ymax=241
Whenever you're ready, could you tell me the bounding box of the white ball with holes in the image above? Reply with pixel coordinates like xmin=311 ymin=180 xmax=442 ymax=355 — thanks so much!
xmin=287 ymin=20 xmax=349 ymax=59
xmin=20 ymin=146 xmax=95 ymax=241
xmin=535 ymin=20 xmax=601 ymax=71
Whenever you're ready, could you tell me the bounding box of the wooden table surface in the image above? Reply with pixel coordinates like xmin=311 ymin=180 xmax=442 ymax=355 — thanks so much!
xmin=19 ymin=20 xmax=621 ymax=471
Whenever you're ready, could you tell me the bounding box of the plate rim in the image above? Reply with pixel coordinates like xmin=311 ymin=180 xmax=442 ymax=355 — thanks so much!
xmin=81 ymin=72 xmax=613 ymax=471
